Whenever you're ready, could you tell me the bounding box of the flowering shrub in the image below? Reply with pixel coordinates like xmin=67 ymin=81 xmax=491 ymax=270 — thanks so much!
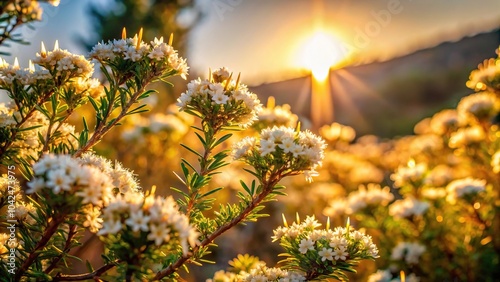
xmin=2 ymin=3 xmax=500 ymax=282
xmin=207 ymin=217 xmax=378 ymax=281
xmin=0 ymin=6 xmax=376 ymax=281
xmin=272 ymin=216 xmax=378 ymax=280
xmin=176 ymin=66 xmax=261 ymax=129
xmin=232 ymin=125 xmax=326 ymax=183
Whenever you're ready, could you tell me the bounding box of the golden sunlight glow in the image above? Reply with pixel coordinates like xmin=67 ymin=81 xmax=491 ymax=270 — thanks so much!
xmin=301 ymin=31 xmax=346 ymax=81
xmin=40 ymin=42 xmax=47 ymax=58
xmin=29 ymin=60 xmax=35 ymax=72
xmin=282 ymin=214 xmax=288 ymax=227
xmin=136 ymin=28 xmax=143 ymax=50
xmin=169 ymin=33 xmax=174 ymax=46
xmin=481 ymin=236 xmax=492 ymax=245
xmin=311 ymin=74 xmax=333 ymax=129
xmin=400 ymin=271 xmax=406 ymax=282
xmin=267 ymin=96 xmax=275 ymax=109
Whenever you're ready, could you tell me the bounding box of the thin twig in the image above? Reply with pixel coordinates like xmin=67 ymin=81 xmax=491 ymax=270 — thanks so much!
xmin=40 ymin=109 xmax=74 ymax=155
xmin=185 ymin=121 xmax=220 ymax=218
xmin=44 ymin=220 xmax=79 ymax=274
xmin=52 ymin=260 xmax=120 ymax=281
xmin=73 ymin=82 xmax=150 ymax=158
xmin=0 ymin=16 xmax=23 ymax=46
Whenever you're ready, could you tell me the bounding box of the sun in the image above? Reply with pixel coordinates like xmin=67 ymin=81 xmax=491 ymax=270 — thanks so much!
xmin=300 ymin=31 xmax=347 ymax=81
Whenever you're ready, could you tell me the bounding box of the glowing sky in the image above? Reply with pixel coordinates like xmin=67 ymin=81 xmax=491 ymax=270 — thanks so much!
xmin=2 ymin=0 xmax=500 ymax=84
xmin=189 ymin=0 xmax=500 ymax=83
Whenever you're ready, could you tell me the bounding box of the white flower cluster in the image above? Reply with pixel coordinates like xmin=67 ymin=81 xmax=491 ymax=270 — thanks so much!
xmin=257 ymin=101 xmax=298 ymax=129
xmin=389 ymin=197 xmax=429 ymax=219
xmin=3 ymin=0 xmax=59 ymax=22
xmin=367 ymin=270 xmax=393 ymax=282
xmin=33 ymin=45 xmax=94 ymax=80
xmin=324 ymin=184 xmax=394 ymax=216
xmin=408 ymin=134 xmax=443 ymax=155
xmin=0 ymin=56 xmax=102 ymax=110
xmin=448 ymin=125 xmax=485 ymax=148
xmin=239 ymin=263 xmax=306 ymax=282
xmin=322 ymin=198 xmax=349 ymax=218
xmin=26 ymin=153 xmax=144 ymax=232
xmin=390 ymin=242 xmax=426 ymax=264
xmin=390 ymin=161 xmax=427 ymax=188
xmin=121 ymin=108 xmax=192 ymax=142
xmin=206 ymin=270 xmax=238 ymax=282
xmin=27 ymin=154 xmax=114 ymax=207
xmin=177 ymin=68 xmax=262 ymax=128
xmin=320 ymin=122 xmax=356 ymax=143
xmin=26 ymin=155 xmax=108 ymax=231
xmin=0 ymin=59 xmax=51 ymax=86
xmin=272 ymin=216 xmax=379 ymax=263
xmin=423 ymin=165 xmax=454 ymax=187
xmin=79 ymin=152 xmax=141 ymax=194
xmin=445 ymin=177 xmax=486 ymax=203
xmin=63 ymin=77 xmax=104 ymax=101
xmin=232 ymin=126 xmax=326 ymax=182
xmin=368 ymin=270 xmax=421 ymax=282
xmin=346 ymin=184 xmax=394 ymax=212
xmin=98 ymin=190 xmax=199 ymax=255
xmin=466 ymin=57 xmax=500 ymax=91
xmin=14 ymin=201 xmax=36 ymax=223
xmin=429 ymin=109 xmax=462 ymax=135
xmin=457 ymin=91 xmax=499 ymax=122
xmin=89 ymin=36 xmax=188 ymax=79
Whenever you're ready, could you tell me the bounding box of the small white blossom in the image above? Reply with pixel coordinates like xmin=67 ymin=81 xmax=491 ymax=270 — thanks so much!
xmin=259 ymin=139 xmax=276 ymax=156
xmin=391 ymin=242 xmax=426 ymax=264
xmin=298 ymin=238 xmax=315 ymax=254
xmin=389 ymin=197 xmax=429 ymax=218
xmin=446 ymin=177 xmax=486 ymax=203
xmin=318 ymin=247 xmax=334 ymax=261
xmin=147 ymin=223 xmax=170 ymax=246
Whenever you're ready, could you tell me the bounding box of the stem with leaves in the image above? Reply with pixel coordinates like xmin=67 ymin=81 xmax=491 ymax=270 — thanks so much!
xmin=181 ymin=119 xmax=229 ymax=218
xmin=155 ymin=171 xmax=283 ymax=280
xmin=73 ymin=68 xmax=154 ymax=158
xmin=40 ymin=98 xmax=75 ymax=155
xmin=15 ymin=214 xmax=66 ymax=281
